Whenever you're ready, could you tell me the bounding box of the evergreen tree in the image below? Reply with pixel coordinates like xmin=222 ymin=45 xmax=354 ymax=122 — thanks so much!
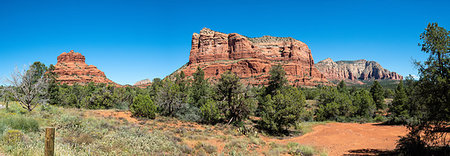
xmin=259 ymin=87 xmax=305 ymax=134
xmin=388 ymin=80 xmax=409 ymax=123
xmin=315 ymin=87 xmax=356 ymax=121
xmin=189 ymin=67 xmax=212 ymax=107
xmin=337 ymin=80 xmax=347 ymax=93
xmin=130 ymin=94 xmax=157 ymax=119
xmin=200 ymin=99 xmax=221 ymax=124
xmin=266 ymin=64 xmax=287 ymax=95
xmin=407 ymin=23 xmax=449 ymax=146
xmin=370 ymin=81 xmax=385 ymax=110
xmin=156 ymin=79 xmax=186 ymax=117
xmin=353 ymin=90 xmax=376 ymax=119
xmin=216 ymin=71 xmax=255 ymax=124
xmin=46 ymin=64 xmax=60 ymax=105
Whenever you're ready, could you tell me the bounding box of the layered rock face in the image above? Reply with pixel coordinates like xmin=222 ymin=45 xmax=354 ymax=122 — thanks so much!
xmin=134 ymin=79 xmax=152 ymax=88
xmin=53 ymin=50 xmax=116 ymax=85
xmin=315 ymin=58 xmax=403 ymax=81
xmin=177 ymin=28 xmax=327 ymax=86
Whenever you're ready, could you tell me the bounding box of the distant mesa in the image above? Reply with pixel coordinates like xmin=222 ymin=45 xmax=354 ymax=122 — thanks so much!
xmin=172 ymin=28 xmax=328 ymax=86
xmin=134 ymin=79 xmax=152 ymax=87
xmin=315 ymin=58 xmax=403 ymax=82
xmin=52 ymin=50 xmax=117 ymax=85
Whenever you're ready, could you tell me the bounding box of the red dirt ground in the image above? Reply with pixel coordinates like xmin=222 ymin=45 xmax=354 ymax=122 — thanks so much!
xmin=87 ymin=110 xmax=408 ymax=156
xmin=261 ymin=122 xmax=408 ymax=155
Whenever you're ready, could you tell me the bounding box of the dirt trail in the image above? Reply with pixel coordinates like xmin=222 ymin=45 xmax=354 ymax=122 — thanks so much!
xmin=87 ymin=110 xmax=408 ymax=156
xmin=262 ymin=122 xmax=408 ymax=156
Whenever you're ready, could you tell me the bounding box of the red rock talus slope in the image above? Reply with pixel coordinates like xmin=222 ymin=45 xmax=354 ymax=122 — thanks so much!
xmin=52 ymin=50 xmax=116 ymax=85
xmin=175 ymin=28 xmax=327 ymax=86
xmin=315 ymin=58 xmax=403 ymax=81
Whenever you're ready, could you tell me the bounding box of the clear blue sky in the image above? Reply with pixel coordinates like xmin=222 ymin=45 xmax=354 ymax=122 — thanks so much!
xmin=1 ymin=0 xmax=449 ymax=85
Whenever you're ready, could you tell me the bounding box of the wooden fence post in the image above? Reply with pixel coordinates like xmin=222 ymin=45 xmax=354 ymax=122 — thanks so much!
xmin=45 ymin=127 xmax=55 ymax=156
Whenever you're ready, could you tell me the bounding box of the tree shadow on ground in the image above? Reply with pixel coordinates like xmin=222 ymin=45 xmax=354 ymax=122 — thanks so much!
xmin=344 ymin=149 xmax=398 ymax=156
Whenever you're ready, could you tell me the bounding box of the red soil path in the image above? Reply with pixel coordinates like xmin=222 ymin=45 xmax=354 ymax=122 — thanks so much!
xmin=262 ymin=122 xmax=408 ymax=156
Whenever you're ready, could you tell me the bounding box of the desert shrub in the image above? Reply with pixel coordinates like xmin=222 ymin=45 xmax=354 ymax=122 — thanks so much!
xmin=200 ymin=99 xmax=221 ymax=124
xmin=259 ymin=87 xmax=306 ymax=134
xmin=315 ymin=87 xmax=355 ymax=121
xmin=114 ymin=101 xmax=130 ymax=110
xmin=287 ymin=142 xmax=316 ymax=156
xmin=194 ymin=142 xmax=217 ymax=154
xmin=2 ymin=129 xmax=25 ymax=145
xmin=180 ymin=143 xmax=193 ymax=154
xmin=130 ymin=94 xmax=157 ymax=119
xmin=0 ymin=115 xmax=39 ymax=132
xmin=175 ymin=103 xmax=201 ymax=122
xmin=224 ymin=139 xmax=249 ymax=154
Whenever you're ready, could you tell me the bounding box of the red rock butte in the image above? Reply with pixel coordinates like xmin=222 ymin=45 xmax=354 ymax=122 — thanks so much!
xmin=175 ymin=28 xmax=328 ymax=86
xmin=53 ymin=50 xmax=117 ymax=85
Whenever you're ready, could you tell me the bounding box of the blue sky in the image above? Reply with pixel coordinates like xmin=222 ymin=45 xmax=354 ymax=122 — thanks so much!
xmin=1 ymin=0 xmax=449 ymax=85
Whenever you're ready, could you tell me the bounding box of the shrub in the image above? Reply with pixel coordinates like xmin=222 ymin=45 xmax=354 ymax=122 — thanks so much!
xmin=287 ymin=142 xmax=325 ymax=156
xmin=0 ymin=115 xmax=39 ymax=132
xmin=315 ymin=87 xmax=355 ymax=121
xmin=259 ymin=87 xmax=306 ymax=134
xmin=175 ymin=103 xmax=201 ymax=122
xmin=200 ymin=99 xmax=221 ymax=124
xmin=130 ymin=95 xmax=157 ymax=119
xmin=2 ymin=129 xmax=25 ymax=145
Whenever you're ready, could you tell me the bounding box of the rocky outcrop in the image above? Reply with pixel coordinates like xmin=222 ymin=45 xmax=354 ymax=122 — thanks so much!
xmin=52 ymin=50 xmax=117 ymax=85
xmin=175 ymin=28 xmax=327 ymax=86
xmin=315 ymin=58 xmax=403 ymax=81
xmin=134 ymin=79 xmax=152 ymax=87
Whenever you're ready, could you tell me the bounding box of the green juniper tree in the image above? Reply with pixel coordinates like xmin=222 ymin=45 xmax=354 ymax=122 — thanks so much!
xmin=216 ymin=71 xmax=255 ymax=124
xmin=397 ymin=23 xmax=450 ymax=152
xmin=337 ymin=80 xmax=347 ymax=93
xmin=370 ymin=81 xmax=385 ymax=110
xmin=259 ymin=87 xmax=305 ymax=134
xmin=266 ymin=64 xmax=287 ymax=95
xmin=353 ymin=90 xmax=376 ymax=119
xmin=130 ymin=94 xmax=157 ymax=119
xmin=388 ymin=80 xmax=409 ymax=124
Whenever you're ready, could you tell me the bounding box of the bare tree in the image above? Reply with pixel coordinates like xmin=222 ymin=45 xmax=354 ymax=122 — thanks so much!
xmin=6 ymin=66 xmax=49 ymax=112
xmin=0 ymin=86 xmax=10 ymax=110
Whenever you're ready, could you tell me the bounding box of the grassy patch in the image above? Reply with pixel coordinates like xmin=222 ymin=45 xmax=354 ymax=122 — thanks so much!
xmin=295 ymin=122 xmax=329 ymax=134
xmin=0 ymin=102 xmax=183 ymax=156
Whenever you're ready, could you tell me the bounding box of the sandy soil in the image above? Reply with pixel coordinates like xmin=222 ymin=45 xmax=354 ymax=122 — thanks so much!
xmin=261 ymin=122 xmax=408 ymax=155
xmin=87 ymin=110 xmax=408 ymax=156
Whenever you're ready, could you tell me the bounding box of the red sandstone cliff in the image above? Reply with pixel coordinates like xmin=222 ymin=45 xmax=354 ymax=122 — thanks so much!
xmin=175 ymin=28 xmax=327 ymax=86
xmin=52 ymin=50 xmax=117 ymax=85
xmin=315 ymin=58 xmax=403 ymax=81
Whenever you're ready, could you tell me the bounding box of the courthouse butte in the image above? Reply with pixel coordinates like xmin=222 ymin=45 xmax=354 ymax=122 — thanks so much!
xmin=52 ymin=50 xmax=117 ymax=85
xmin=174 ymin=28 xmax=327 ymax=86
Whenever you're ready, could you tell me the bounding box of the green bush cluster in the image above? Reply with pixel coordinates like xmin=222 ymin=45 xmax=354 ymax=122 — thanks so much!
xmin=130 ymin=94 xmax=157 ymax=119
xmin=50 ymin=83 xmax=139 ymax=109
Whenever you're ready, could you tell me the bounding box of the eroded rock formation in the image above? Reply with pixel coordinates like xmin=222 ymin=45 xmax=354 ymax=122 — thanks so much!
xmin=134 ymin=79 xmax=152 ymax=88
xmin=52 ymin=50 xmax=116 ymax=85
xmin=175 ymin=28 xmax=327 ymax=86
xmin=315 ymin=58 xmax=403 ymax=81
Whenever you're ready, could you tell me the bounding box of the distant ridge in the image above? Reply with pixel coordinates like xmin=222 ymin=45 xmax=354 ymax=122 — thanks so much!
xmin=315 ymin=58 xmax=403 ymax=82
